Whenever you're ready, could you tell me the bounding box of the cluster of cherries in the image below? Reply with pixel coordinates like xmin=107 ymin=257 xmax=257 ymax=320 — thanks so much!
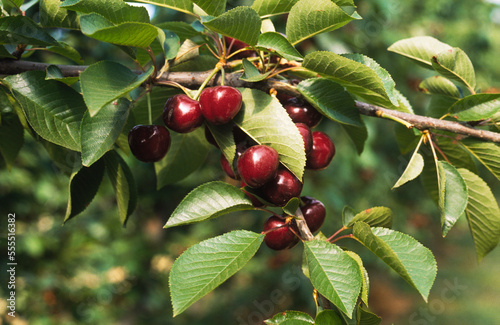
xmin=128 ymin=84 xmax=335 ymax=251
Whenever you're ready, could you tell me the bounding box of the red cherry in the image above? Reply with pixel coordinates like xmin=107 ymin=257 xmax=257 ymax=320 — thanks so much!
xmin=224 ymin=36 xmax=255 ymax=59
xmin=295 ymin=123 xmax=313 ymax=154
xmin=241 ymin=181 xmax=264 ymax=207
xmin=306 ymin=131 xmax=335 ymax=170
xmin=128 ymin=125 xmax=170 ymax=162
xmin=199 ymin=86 xmax=242 ymax=125
xmin=220 ymin=153 xmax=238 ymax=179
xmin=300 ymin=196 xmax=326 ymax=233
xmin=284 ymin=101 xmax=322 ymax=128
xmin=263 ymin=216 xmax=299 ymax=250
xmin=162 ymin=94 xmax=204 ymax=133
xmin=261 ymin=169 xmax=303 ymax=207
xmin=237 ymin=145 xmax=279 ymax=188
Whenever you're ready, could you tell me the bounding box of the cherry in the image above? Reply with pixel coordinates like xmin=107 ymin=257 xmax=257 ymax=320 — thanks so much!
xmin=284 ymin=101 xmax=322 ymax=128
xmin=306 ymin=131 xmax=335 ymax=170
xmin=199 ymin=86 xmax=242 ymax=125
xmin=128 ymin=125 xmax=170 ymax=162
xmin=241 ymin=181 xmax=264 ymax=207
xmin=162 ymin=94 xmax=204 ymax=133
xmin=224 ymin=36 xmax=255 ymax=59
xmin=261 ymin=169 xmax=303 ymax=207
xmin=220 ymin=153 xmax=238 ymax=179
xmin=237 ymin=145 xmax=279 ymax=188
xmin=300 ymin=196 xmax=326 ymax=233
xmin=263 ymin=216 xmax=299 ymax=250
xmin=295 ymin=123 xmax=313 ymax=154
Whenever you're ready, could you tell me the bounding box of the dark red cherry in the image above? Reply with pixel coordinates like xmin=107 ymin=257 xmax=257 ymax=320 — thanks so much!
xmin=284 ymin=101 xmax=322 ymax=128
xmin=162 ymin=94 xmax=204 ymax=133
xmin=241 ymin=181 xmax=264 ymax=207
xmin=261 ymin=169 xmax=303 ymax=207
xmin=128 ymin=125 xmax=170 ymax=162
xmin=295 ymin=123 xmax=313 ymax=154
xmin=306 ymin=131 xmax=335 ymax=170
xmin=224 ymin=36 xmax=255 ymax=59
xmin=300 ymin=196 xmax=326 ymax=233
xmin=237 ymin=145 xmax=279 ymax=188
xmin=220 ymin=153 xmax=238 ymax=179
xmin=199 ymin=86 xmax=242 ymax=125
xmin=263 ymin=216 xmax=299 ymax=250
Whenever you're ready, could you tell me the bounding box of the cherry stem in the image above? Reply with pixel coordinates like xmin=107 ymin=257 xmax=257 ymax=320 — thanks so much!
xmin=255 ymin=207 xmax=284 ymax=219
xmin=147 ymin=91 xmax=153 ymax=125
xmin=331 ymin=234 xmax=354 ymax=243
xmin=327 ymin=226 xmax=348 ymax=242
xmin=194 ymin=63 xmax=223 ymax=100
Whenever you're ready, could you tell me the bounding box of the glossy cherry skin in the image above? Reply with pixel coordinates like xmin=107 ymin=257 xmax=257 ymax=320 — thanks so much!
xmin=284 ymin=101 xmax=323 ymax=128
xmin=262 ymin=169 xmax=303 ymax=207
xmin=306 ymin=131 xmax=335 ymax=170
xmin=300 ymin=196 xmax=326 ymax=233
xmin=295 ymin=123 xmax=313 ymax=154
xmin=224 ymin=36 xmax=255 ymax=59
xmin=263 ymin=216 xmax=299 ymax=250
xmin=237 ymin=145 xmax=279 ymax=188
xmin=128 ymin=125 xmax=170 ymax=162
xmin=199 ymin=86 xmax=242 ymax=125
xmin=220 ymin=153 xmax=238 ymax=179
xmin=163 ymin=94 xmax=204 ymax=133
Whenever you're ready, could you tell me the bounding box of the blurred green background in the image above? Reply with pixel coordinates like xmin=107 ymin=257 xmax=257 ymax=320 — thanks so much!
xmin=1 ymin=0 xmax=500 ymax=324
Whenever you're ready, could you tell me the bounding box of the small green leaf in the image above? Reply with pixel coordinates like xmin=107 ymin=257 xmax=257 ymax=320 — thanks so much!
xmin=127 ymin=0 xmax=194 ymax=16
xmin=297 ymin=78 xmax=363 ymax=127
xmin=448 ymin=93 xmax=500 ymax=121
xmin=0 ymin=110 xmax=24 ymax=169
xmin=419 ymin=76 xmax=461 ymax=99
xmin=256 ymin=32 xmax=303 ymax=61
xmin=206 ymin=122 xmax=236 ymax=165
xmin=132 ymin=87 xmax=182 ymax=124
xmin=394 ymin=123 xmax=420 ymax=155
xmin=341 ymin=123 xmax=368 ymax=155
xmin=64 ymin=158 xmax=105 ymax=222
xmin=266 ymin=310 xmax=315 ymax=324
xmin=437 ymin=161 xmax=468 ymax=237
xmin=45 ymin=65 xmax=80 ymax=85
xmin=345 ymin=251 xmax=369 ymax=306
xmin=393 ymin=152 xmax=424 ymax=189
xmin=357 ymin=305 xmax=382 ymax=325
xmin=252 ymin=0 xmax=299 ymax=17
xmin=154 ymin=128 xmax=210 ymax=188
xmin=283 ymin=197 xmax=300 ymax=216
xmin=432 ymin=48 xmax=476 ymax=92
xmin=44 ymin=42 xmax=83 ymax=64
xmin=0 ymin=45 xmax=15 ymax=58
xmin=0 ymin=16 xmax=58 ymax=46
xmin=40 ymin=0 xmax=80 ymax=29
xmin=342 ymin=205 xmax=356 ymax=228
xmin=202 ymin=6 xmax=261 ymax=46
xmin=61 ymin=0 xmax=150 ymax=24
xmin=314 ymin=310 xmax=343 ymax=325
xmin=346 ymin=207 xmax=392 ymax=229
xmin=81 ymin=98 xmax=131 ymax=166
xmin=458 ymin=169 xmax=500 ymax=262
xmin=165 ymin=181 xmax=255 ymax=228
xmin=170 ymin=230 xmax=264 ymax=316
xmin=286 ymin=0 xmax=359 ymax=45
xmin=304 ymin=240 xmax=362 ymax=317
xmin=104 ymin=150 xmax=137 ymax=226
xmin=388 ymin=36 xmax=452 ymax=68
xmin=240 ymin=58 xmax=271 ymax=82
xmin=460 ymin=139 xmax=500 ymax=181
xmin=353 ymin=222 xmax=437 ymax=302
xmin=80 ymin=61 xmax=153 ymax=116
xmin=5 ymin=71 xmax=85 ymax=151
xmin=155 ymin=21 xmax=202 ymax=40
xmin=193 ymin=0 xmax=226 ymax=16
xmin=435 ymin=136 xmax=477 ymax=173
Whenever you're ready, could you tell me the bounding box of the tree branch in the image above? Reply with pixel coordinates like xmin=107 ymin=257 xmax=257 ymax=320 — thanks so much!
xmin=2 ymin=59 xmax=499 ymax=143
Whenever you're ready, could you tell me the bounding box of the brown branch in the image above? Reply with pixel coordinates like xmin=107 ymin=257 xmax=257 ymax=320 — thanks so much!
xmin=2 ymin=59 xmax=499 ymax=143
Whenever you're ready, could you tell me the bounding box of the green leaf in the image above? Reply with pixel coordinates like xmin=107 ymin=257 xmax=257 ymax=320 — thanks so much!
xmin=304 ymin=240 xmax=362 ymax=317
xmin=448 ymin=94 xmax=500 ymax=121
xmin=256 ymin=32 xmax=303 ymax=61
xmin=202 ymin=6 xmax=261 ymax=46
xmin=64 ymin=158 xmax=105 ymax=222
xmin=353 ymin=222 xmax=437 ymax=302
xmin=170 ymin=230 xmax=264 ymax=316
xmin=206 ymin=122 xmax=236 ymax=165
xmin=435 ymin=136 xmax=477 ymax=173
xmin=346 ymin=207 xmax=392 ymax=229
xmin=156 ymin=21 xmax=201 ymax=40
xmin=40 ymin=0 xmax=80 ymax=29
xmin=345 ymin=251 xmax=369 ymax=306
xmin=41 ymin=140 xmax=81 ymax=176
xmin=80 ymin=61 xmax=153 ymax=116
xmin=388 ymin=36 xmax=453 ymax=68
xmin=419 ymin=76 xmax=461 ymax=99
xmin=234 ymin=88 xmax=306 ymax=180
xmin=458 ymin=168 xmax=500 ymax=262
xmin=5 ymin=71 xmax=85 ymax=151
xmin=127 ymin=0 xmax=195 ymax=16
xmin=252 ymin=0 xmax=299 ymax=17
xmin=79 ymin=13 xmax=159 ymax=48
xmin=265 ymin=310 xmax=315 ymax=324
xmin=314 ymin=310 xmax=343 ymax=325
xmin=297 ymin=78 xmax=363 ymax=127
xmin=342 ymin=205 xmax=356 ymax=228
xmin=341 ymin=123 xmax=368 ymax=155
xmin=61 ymin=0 xmax=150 ymax=23
xmin=193 ymin=0 xmax=225 ymax=16
xmin=165 ymin=181 xmax=255 ymax=228
xmin=426 ymin=94 xmax=458 ymax=118
xmin=132 ymin=87 xmax=182 ymax=124
xmin=357 ymin=305 xmax=382 ymax=325
xmin=0 ymin=45 xmax=15 ymax=58
xmin=286 ymin=0 xmax=359 ymax=45
xmin=303 ymin=51 xmax=399 ymax=109
xmin=0 ymin=110 xmax=24 ymax=169
xmin=45 ymin=42 xmax=83 ymax=64
xmin=432 ymin=48 xmax=476 ymax=92
xmin=0 ymin=16 xmax=58 ymax=46
xmin=154 ymin=128 xmax=210 ymax=188
xmin=283 ymin=197 xmax=300 ymax=216
xmin=393 ymin=152 xmax=424 ymax=189
xmin=45 ymin=65 xmax=80 ymax=85
xmin=437 ymin=161 xmax=468 ymax=237
xmin=394 ymin=123 xmax=420 ymax=154
xmin=240 ymin=58 xmax=271 ymax=82
xmin=104 ymin=150 xmax=137 ymax=226
xmin=460 ymin=139 xmax=500 ymax=181
xmin=80 ymin=98 xmax=131 ymax=166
